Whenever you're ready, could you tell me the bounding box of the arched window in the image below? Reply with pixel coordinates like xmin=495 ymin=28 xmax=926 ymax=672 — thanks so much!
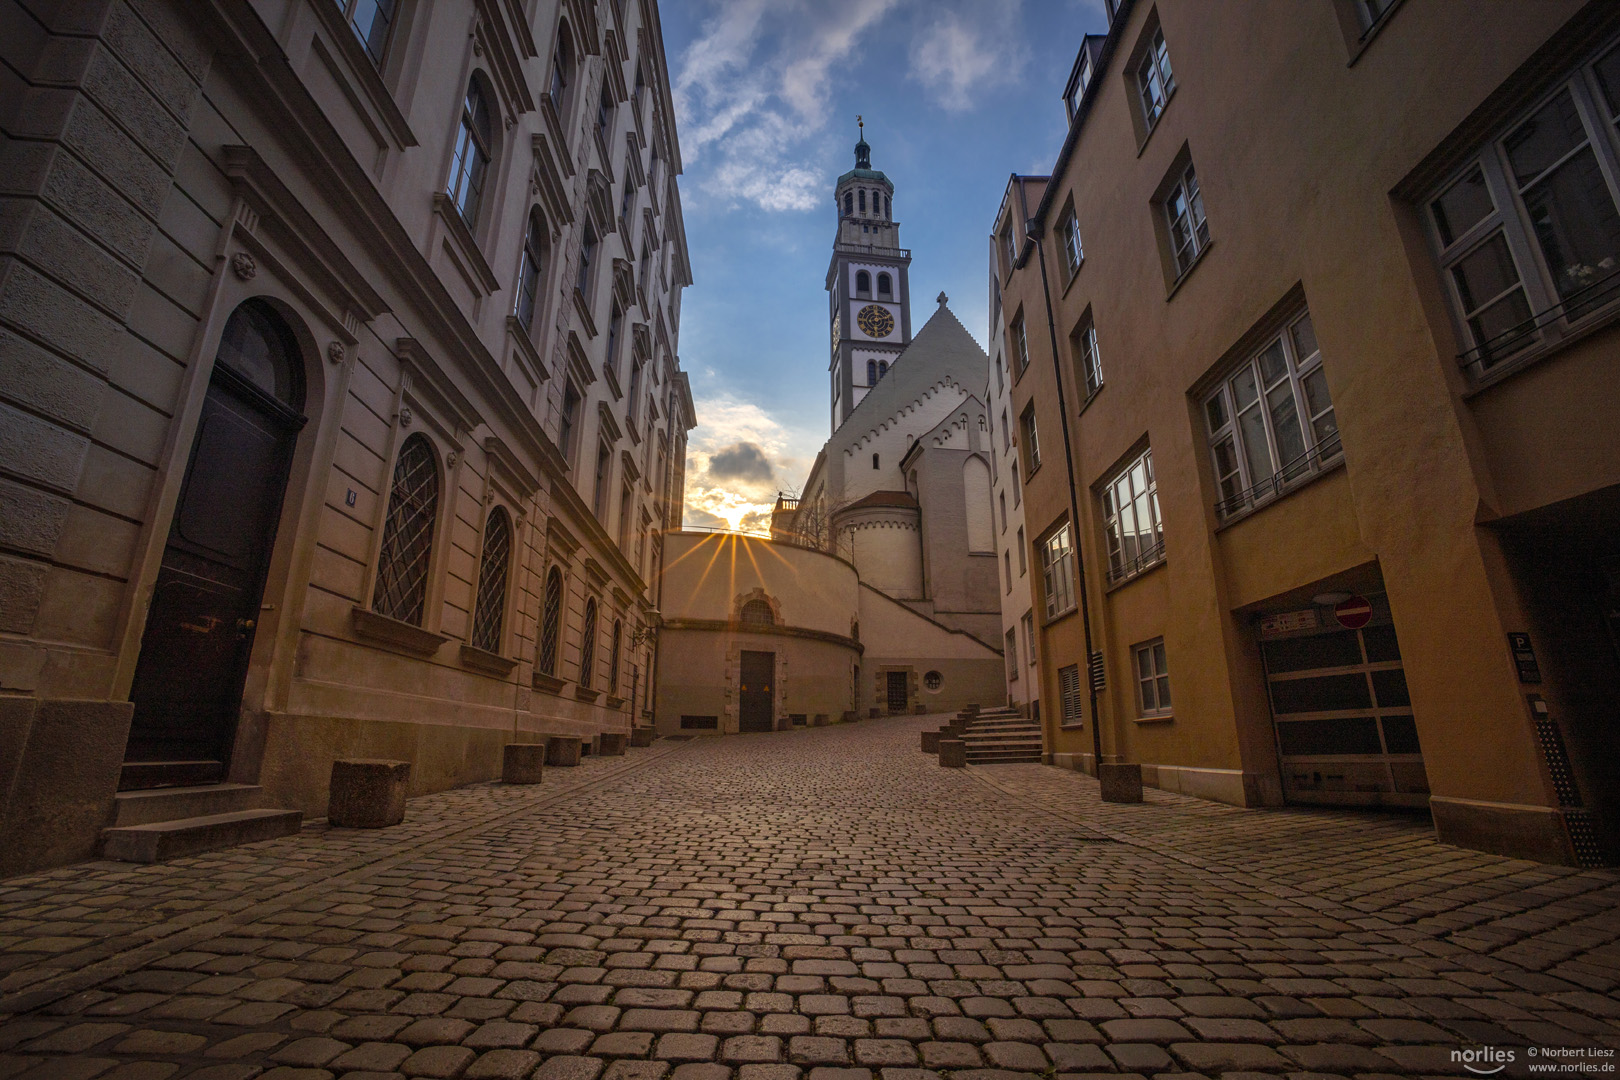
xmin=884 ymin=195 xmax=890 ymax=218
xmin=216 ymin=298 xmax=304 ymax=409
xmin=866 ymin=359 xmax=877 ymax=384
xmin=449 ymin=79 xmax=492 ymax=226
xmin=855 ymin=270 xmax=870 ymax=296
xmin=373 ymin=434 xmax=439 ymax=626
xmin=549 ymin=24 xmax=573 ymax=107
xmin=877 ymin=272 xmax=892 ymax=297
xmin=741 ymin=598 xmax=774 ymax=627
xmin=859 ymin=189 xmax=867 ymax=213
xmin=539 ymin=566 xmax=564 ymax=675
xmin=579 ymin=597 xmax=598 ymax=687
xmin=872 ymin=452 xmax=879 ymax=470
xmin=577 ymin=224 xmax=597 ymax=296
xmin=878 ymin=360 xmax=888 ymax=378
xmin=597 ymin=87 xmax=613 ymax=141
xmin=607 ymin=303 xmax=623 ymax=371
xmin=843 ymin=191 xmax=853 ymax=215
xmin=515 ymin=211 xmax=546 ymax=329
xmin=471 ymin=507 xmax=511 ymax=653
xmin=609 ymin=618 xmax=623 ymax=692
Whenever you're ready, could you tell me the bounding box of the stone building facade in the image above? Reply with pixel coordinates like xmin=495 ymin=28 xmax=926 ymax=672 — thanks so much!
xmin=0 ymin=0 xmax=693 ymax=874
xmin=997 ymin=0 xmax=1618 ymax=865
xmin=655 ymin=531 xmax=1006 ymax=734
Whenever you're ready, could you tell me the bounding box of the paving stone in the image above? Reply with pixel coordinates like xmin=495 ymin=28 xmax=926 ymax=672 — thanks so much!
xmin=464 ymin=1050 xmax=543 ymax=1080
xmin=533 ymin=1057 xmax=606 ymax=1080
xmin=668 ymin=1066 xmax=729 ymax=1080
xmin=1168 ymin=1043 xmax=1290 ymax=1072
xmin=272 ymin=1037 xmax=351 ymax=1067
xmin=592 ymin=1032 xmax=656 ymax=1059
xmin=330 ymin=1042 xmax=413 ymax=1071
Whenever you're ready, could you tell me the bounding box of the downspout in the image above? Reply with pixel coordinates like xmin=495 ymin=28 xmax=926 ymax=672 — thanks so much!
xmin=1027 ymin=223 xmax=1104 ymax=772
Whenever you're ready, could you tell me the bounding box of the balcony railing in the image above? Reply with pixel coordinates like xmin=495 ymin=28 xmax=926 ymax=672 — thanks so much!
xmin=833 ymin=241 xmax=910 ymax=259
xmin=1105 ymin=536 xmax=1166 ymax=586
xmin=1214 ymin=435 xmax=1343 ymax=522
xmin=1457 ymin=265 xmax=1620 ymax=376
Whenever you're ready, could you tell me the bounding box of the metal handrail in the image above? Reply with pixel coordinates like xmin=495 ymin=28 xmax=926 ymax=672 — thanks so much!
xmin=1105 ymin=536 xmax=1166 ymax=585
xmin=1457 ymin=265 xmax=1620 ymax=373
xmin=1214 ymin=436 xmax=1343 ymax=520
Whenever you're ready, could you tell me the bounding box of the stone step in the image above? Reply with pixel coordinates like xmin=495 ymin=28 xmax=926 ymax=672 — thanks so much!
xmin=966 ymin=752 xmax=1044 ymax=763
xmin=111 ymin=783 xmax=265 ymax=827
xmin=101 ymin=808 xmax=304 ymax=863
xmin=968 ymin=722 xmax=1040 ymax=734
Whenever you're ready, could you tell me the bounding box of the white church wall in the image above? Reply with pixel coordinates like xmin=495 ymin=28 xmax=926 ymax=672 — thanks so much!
xmin=964 ymin=456 xmax=994 ymax=554
xmin=856 ymin=584 xmax=1007 ymax=714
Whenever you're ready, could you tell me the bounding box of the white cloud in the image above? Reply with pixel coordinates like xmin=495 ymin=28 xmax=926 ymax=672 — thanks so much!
xmin=682 ymin=392 xmax=822 ymax=532
xmin=672 ymin=0 xmax=902 ymax=214
xmin=908 ymin=0 xmax=1025 ymax=113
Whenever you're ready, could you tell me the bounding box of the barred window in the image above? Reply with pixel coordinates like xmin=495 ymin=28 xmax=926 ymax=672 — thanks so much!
xmin=539 ymin=567 xmax=564 ymax=676
xmin=579 ymin=597 xmax=599 ymax=688
xmin=741 ymin=598 xmax=774 ymax=627
xmin=372 ymin=434 xmax=439 ymax=626
xmin=470 ymin=507 xmax=511 ymax=654
xmin=609 ymin=619 xmax=622 ymax=693
xmin=1058 ymin=663 xmax=1084 ymax=725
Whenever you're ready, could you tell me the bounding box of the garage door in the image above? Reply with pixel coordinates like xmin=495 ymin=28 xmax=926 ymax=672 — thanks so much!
xmin=1260 ymin=616 xmax=1429 ymax=809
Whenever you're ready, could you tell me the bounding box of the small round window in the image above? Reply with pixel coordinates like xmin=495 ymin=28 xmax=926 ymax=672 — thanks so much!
xmin=924 ymin=670 xmax=943 ymax=692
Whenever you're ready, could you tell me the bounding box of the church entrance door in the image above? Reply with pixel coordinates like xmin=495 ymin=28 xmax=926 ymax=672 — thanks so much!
xmin=886 ymin=671 xmax=909 ymax=714
xmin=739 ymin=650 xmax=775 ymax=732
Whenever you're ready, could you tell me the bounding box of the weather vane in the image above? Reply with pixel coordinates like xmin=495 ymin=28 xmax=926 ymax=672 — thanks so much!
xmin=857 ymin=115 xmax=863 ymax=133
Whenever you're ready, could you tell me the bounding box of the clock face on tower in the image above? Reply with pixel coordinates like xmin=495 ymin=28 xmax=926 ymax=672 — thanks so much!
xmin=856 ymin=304 xmax=895 ymax=338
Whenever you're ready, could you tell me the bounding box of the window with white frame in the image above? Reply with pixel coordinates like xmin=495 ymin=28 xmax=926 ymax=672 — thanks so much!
xmin=1062 ymin=207 xmax=1084 ymax=277
xmin=1134 ymin=638 xmax=1172 ymax=717
xmin=1021 ymin=611 xmax=1036 ymax=666
xmin=1136 ymin=26 xmax=1175 ymax=130
xmin=1001 ymin=221 xmax=1017 ymax=273
xmin=1072 ymin=318 xmax=1102 ymax=399
xmin=514 ymin=211 xmax=546 ymax=330
xmin=1427 ymin=42 xmax=1620 ymax=376
xmin=1165 ymin=161 xmax=1209 ymax=276
xmin=1040 ymin=523 xmax=1076 ymax=620
xmin=448 ymin=80 xmax=492 ymax=227
xmin=1058 ymin=663 xmax=1083 ymax=725
xmin=1102 ymin=447 xmax=1164 ymax=584
xmin=1011 ymin=313 xmax=1029 ymax=373
xmin=1020 ymin=405 xmax=1041 ymax=473
xmin=1205 ymin=309 xmax=1339 ymax=520
xmin=1066 ymin=48 xmax=1093 ymax=121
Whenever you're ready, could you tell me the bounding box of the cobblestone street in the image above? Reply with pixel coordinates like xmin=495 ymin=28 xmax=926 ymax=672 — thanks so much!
xmin=1 ymin=715 xmax=1618 ymax=1080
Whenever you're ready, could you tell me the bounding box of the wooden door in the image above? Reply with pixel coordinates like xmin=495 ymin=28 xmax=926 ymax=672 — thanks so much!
xmin=125 ymin=364 xmax=302 ymax=786
xmin=887 ymin=670 xmax=909 ymax=713
xmin=739 ymin=650 xmax=775 ymax=732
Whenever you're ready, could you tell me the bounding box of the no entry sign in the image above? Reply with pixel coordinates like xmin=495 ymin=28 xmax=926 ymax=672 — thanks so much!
xmin=1335 ymin=595 xmax=1373 ymax=629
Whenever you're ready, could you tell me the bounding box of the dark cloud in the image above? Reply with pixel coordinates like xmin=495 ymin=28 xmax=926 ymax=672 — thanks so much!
xmin=683 ymin=505 xmax=728 ymax=529
xmin=706 ymin=441 xmax=777 ymax=488
xmin=738 ymin=510 xmax=771 ymax=535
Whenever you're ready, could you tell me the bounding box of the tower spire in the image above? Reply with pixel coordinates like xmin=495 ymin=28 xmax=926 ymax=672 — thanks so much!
xmin=854 ymin=115 xmax=871 ymax=170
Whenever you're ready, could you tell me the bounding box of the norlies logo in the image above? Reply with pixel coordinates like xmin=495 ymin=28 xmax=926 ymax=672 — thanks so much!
xmin=1455 ymin=1047 xmax=1517 ymax=1075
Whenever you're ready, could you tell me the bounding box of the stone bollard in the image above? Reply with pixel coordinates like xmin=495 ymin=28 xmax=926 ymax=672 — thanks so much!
xmin=841 ymin=710 xmax=856 ymax=723
xmin=501 ymin=744 xmax=545 ymax=785
xmin=938 ymin=739 xmax=966 ymax=768
xmin=813 ymin=713 xmax=829 ymax=726
xmin=546 ymin=736 xmax=583 ymax=767
xmin=921 ymin=729 xmax=941 ymax=754
xmin=868 ymin=707 xmax=880 ymax=719
xmin=328 ymin=759 xmax=410 ymax=828
xmin=630 ymin=727 xmax=657 ymax=747
xmin=599 ymin=732 xmax=628 ymax=756
xmin=912 ymin=703 xmax=927 ymax=715
xmin=1098 ymin=762 xmax=1144 ymax=803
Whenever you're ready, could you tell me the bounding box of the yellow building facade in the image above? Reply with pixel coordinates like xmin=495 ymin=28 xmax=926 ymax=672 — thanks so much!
xmin=998 ymin=0 xmax=1618 ymax=865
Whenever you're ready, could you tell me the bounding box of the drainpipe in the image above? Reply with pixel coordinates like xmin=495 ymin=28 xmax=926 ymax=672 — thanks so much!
xmin=1027 ymin=225 xmax=1104 ymax=773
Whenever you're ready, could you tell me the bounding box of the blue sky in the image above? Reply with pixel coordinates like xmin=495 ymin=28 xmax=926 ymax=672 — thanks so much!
xmin=664 ymin=0 xmax=1109 ymax=531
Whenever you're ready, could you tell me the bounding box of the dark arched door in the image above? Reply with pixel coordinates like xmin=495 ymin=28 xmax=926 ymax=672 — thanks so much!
xmin=124 ymin=301 xmax=306 ymax=788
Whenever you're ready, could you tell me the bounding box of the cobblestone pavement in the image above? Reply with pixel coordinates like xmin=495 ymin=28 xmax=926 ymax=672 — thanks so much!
xmin=1 ymin=714 xmax=1618 ymax=1080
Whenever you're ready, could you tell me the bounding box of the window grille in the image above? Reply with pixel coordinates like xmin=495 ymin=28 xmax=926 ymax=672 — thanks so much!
xmin=741 ymin=599 xmax=774 ymax=627
xmin=471 ymin=507 xmax=511 ymax=654
xmin=580 ymin=598 xmax=598 ymax=687
xmin=539 ymin=567 xmax=564 ymax=676
xmin=372 ymin=434 xmax=439 ymax=626
xmin=1059 ymin=663 xmax=1083 ymax=725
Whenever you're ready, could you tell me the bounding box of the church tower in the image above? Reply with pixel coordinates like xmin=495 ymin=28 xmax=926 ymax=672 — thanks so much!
xmin=827 ymin=120 xmax=912 ymax=432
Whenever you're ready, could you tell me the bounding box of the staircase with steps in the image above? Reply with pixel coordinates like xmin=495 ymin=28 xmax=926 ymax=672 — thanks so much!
xmin=958 ymin=707 xmax=1044 ymax=764
xmin=100 ymin=781 xmax=303 ymax=863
